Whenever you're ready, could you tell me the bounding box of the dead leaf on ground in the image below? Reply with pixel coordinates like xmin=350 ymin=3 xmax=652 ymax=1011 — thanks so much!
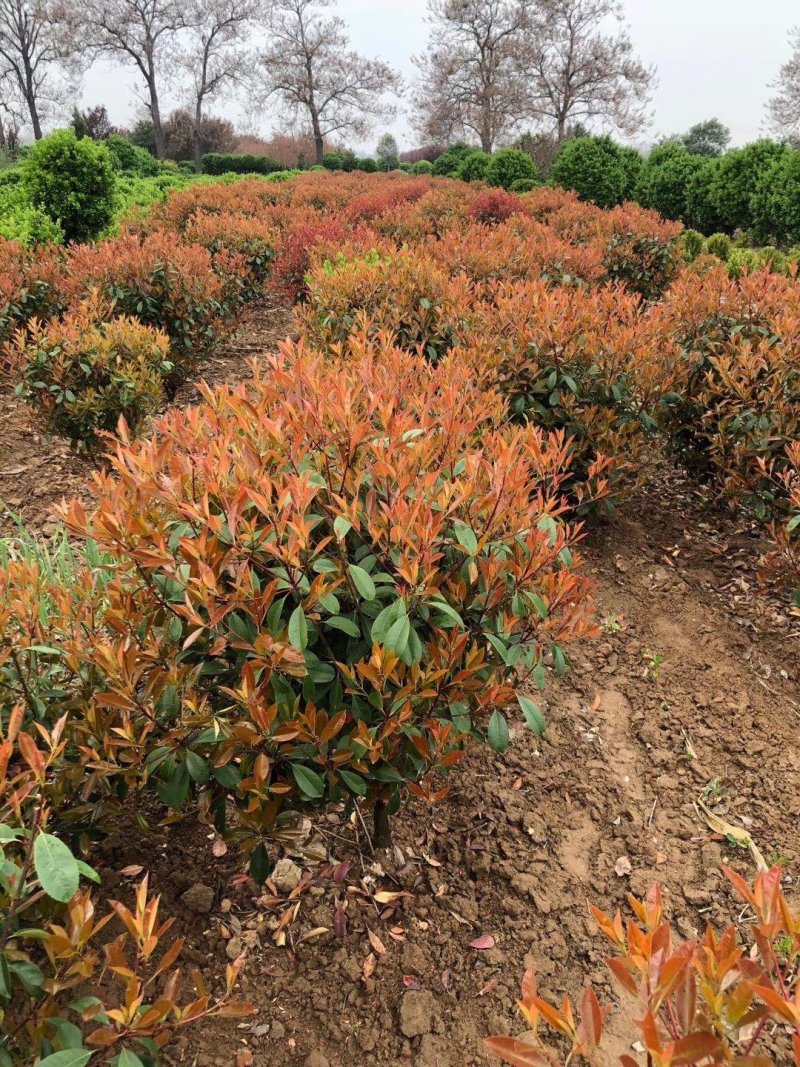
xmin=469 ymin=934 xmax=495 ymax=950
xmin=695 ymin=800 xmax=767 ymax=871
xmin=367 ymin=928 xmax=387 ymax=956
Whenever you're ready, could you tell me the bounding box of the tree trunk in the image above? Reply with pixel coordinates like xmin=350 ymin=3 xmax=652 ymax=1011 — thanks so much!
xmin=193 ymin=101 xmax=203 ymax=173
xmin=150 ymin=79 xmax=166 ymax=159
xmin=25 ymin=88 xmax=42 ymax=140
xmin=310 ymin=106 xmax=324 ymax=164
xmin=373 ymin=799 xmax=392 ymax=850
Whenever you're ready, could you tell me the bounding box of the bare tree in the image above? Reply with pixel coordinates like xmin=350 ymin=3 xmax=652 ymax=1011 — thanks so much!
xmin=181 ymin=0 xmax=255 ymax=171
xmin=0 ymin=0 xmax=79 ymax=139
xmin=524 ymin=0 xmax=654 ymax=143
xmin=413 ymin=0 xmax=533 ymax=154
xmin=767 ymin=26 xmax=800 ymax=138
xmin=0 ymin=67 xmax=25 ymax=147
xmin=260 ymin=0 xmax=400 ymax=165
xmin=83 ymin=0 xmax=188 ymax=158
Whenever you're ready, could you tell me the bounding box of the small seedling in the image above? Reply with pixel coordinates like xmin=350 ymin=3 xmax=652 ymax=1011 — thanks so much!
xmin=701 ymin=778 xmax=726 ymax=803
xmin=644 ymin=649 xmax=664 ymax=680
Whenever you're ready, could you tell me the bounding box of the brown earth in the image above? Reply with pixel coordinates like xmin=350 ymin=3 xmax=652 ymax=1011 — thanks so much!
xmin=2 ymin=305 xmax=799 ymax=1067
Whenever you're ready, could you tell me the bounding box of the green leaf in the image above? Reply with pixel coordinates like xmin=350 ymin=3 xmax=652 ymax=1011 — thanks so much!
xmin=452 ymin=521 xmax=478 ymax=555
xmin=787 ymin=514 xmax=800 ymax=532
xmin=487 ymin=710 xmax=509 ymax=753
xmin=485 ymin=633 xmax=510 ymax=664
xmin=348 ymin=564 xmax=376 ymax=601
xmin=157 ymin=763 xmax=190 ymax=809
xmin=427 ymin=599 xmax=464 ymax=628
xmin=324 ymin=616 xmax=360 ymax=637
xmin=9 ymin=958 xmax=43 ymax=993
xmin=333 ymin=516 xmax=352 ymax=540
xmin=288 ymin=605 xmax=308 ymax=650
xmin=49 ymin=1019 xmax=84 ymax=1050
xmin=371 ymin=599 xmax=405 ymax=644
xmin=213 ymin=764 xmax=241 ymax=789
xmin=249 ymin=842 xmax=270 ymax=884
xmin=33 ymin=833 xmax=79 ymax=903
xmin=76 ymin=860 xmax=100 ymax=884
xmin=384 ymin=614 xmax=410 ymax=655
xmin=36 ymin=1052 xmax=93 ymax=1067
xmin=338 ymin=769 xmax=367 ymax=796
xmin=551 ymin=644 xmax=567 ymax=676
xmin=291 ymin=764 xmax=325 ymax=799
xmin=118 ymin=1049 xmax=145 ymax=1067
xmin=185 ymin=750 xmax=210 ymax=785
xmin=517 ymin=694 xmax=546 ymax=735
xmin=526 ymin=592 xmax=548 ymax=619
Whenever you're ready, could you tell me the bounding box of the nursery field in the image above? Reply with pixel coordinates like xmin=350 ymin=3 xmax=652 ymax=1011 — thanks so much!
xmin=1 ymin=172 xmax=800 ymax=1067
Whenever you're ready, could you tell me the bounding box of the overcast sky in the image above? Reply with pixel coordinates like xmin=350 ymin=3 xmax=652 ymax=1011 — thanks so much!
xmin=81 ymin=0 xmax=798 ymax=152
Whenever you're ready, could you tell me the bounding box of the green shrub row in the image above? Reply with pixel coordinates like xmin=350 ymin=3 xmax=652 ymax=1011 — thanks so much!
xmin=201 ymin=152 xmax=287 ymax=175
xmin=435 ymin=133 xmax=800 ymax=246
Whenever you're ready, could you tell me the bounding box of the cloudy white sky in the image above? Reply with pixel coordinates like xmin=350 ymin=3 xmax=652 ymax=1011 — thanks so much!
xmin=81 ymin=0 xmax=798 ymax=152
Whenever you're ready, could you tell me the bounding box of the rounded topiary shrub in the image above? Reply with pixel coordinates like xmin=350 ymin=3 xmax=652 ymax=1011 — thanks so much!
xmin=432 ymin=143 xmax=473 ymax=176
xmin=458 ymin=150 xmax=491 ymax=183
xmin=23 ymin=129 xmax=117 ymax=243
xmin=412 ymin=159 xmax=434 ymax=175
xmin=634 ymin=144 xmax=703 ymax=222
xmin=550 ymin=136 xmax=633 ymax=209
xmin=705 ymin=232 xmax=732 ymax=261
xmin=486 ymin=149 xmax=539 ymax=191
xmin=681 ymin=229 xmax=706 ymax=262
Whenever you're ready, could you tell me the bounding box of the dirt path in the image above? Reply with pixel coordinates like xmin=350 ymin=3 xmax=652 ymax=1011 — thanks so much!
xmin=2 ymin=309 xmax=798 ymax=1066
xmin=0 ymin=298 xmax=295 ymax=538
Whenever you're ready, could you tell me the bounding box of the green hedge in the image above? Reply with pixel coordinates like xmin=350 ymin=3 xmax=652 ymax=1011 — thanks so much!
xmin=201 ymin=152 xmax=286 ymax=176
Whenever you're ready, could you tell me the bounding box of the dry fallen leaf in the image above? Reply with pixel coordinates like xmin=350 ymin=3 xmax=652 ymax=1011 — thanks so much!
xmin=402 ymin=975 xmax=422 ymax=990
xmin=695 ymin=800 xmax=767 ymax=871
xmin=374 ymin=890 xmax=411 ymax=904
xmin=120 ymin=864 xmax=144 ymax=877
xmin=367 ymin=928 xmax=387 ymax=956
xmin=469 ymin=934 xmax=496 ymax=950
xmin=478 ymin=977 xmax=499 ymax=997
xmin=614 ymin=856 xmax=633 ymax=878
xmin=212 ymin=838 xmax=228 ymax=857
xmin=362 ymin=952 xmax=376 ymax=980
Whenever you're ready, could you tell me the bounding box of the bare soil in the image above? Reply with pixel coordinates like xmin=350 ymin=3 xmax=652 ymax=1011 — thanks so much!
xmin=3 ymin=305 xmax=798 ymax=1067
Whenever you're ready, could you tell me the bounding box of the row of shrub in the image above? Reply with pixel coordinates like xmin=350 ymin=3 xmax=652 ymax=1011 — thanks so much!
xmin=201 ymin=151 xmax=288 ymax=175
xmin=3 ymin=169 xmax=800 ymax=1062
xmin=539 ymin=133 xmax=800 ymax=245
xmin=435 ymin=133 xmax=800 ymax=245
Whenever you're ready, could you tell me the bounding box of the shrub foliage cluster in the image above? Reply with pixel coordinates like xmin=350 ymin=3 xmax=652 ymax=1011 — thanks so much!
xmin=2 ymin=168 xmax=800 ymax=1064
